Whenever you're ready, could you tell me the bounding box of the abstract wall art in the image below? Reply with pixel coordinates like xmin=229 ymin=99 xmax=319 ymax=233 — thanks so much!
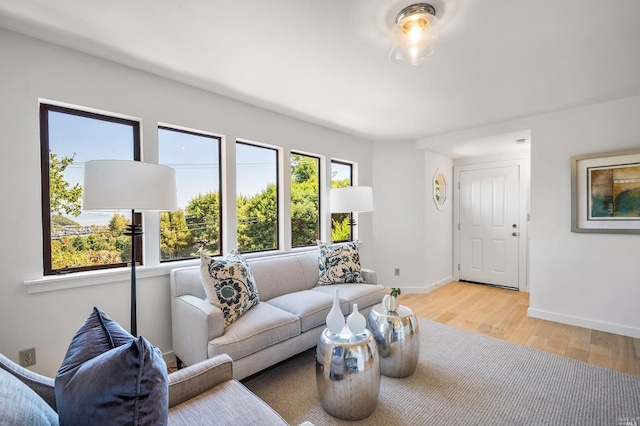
xmin=572 ymin=148 xmax=640 ymax=233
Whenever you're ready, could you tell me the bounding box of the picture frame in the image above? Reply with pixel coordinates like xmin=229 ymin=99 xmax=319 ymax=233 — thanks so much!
xmin=571 ymin=148 xmax=640 ymax=233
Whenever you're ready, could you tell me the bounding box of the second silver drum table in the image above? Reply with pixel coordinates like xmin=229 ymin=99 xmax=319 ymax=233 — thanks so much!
xmin=367 ymin=304 xmax=420 ymax=377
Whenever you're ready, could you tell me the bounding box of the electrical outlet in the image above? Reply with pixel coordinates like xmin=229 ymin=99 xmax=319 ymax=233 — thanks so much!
xmin=394 ymin=268 xmax=400 ymax=276
xmin=19 ymin=348 xmax=36 ymax=367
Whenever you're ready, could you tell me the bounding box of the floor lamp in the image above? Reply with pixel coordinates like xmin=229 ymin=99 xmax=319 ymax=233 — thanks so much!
xmin=82 ymin=160 xmax=177 ymax=336
xmin=330 ymin=186 xmax=374 ymax=227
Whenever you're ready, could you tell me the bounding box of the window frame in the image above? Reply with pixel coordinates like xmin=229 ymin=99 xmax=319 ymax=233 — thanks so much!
xmin=290 ymin=151 xmax=322 ymax=248
xmin=235 ymin=140 xmax=280 ymax=253
xmin=40 ymin=103 xmax=141 ymax=276
xmin=330 ymin=159 xmax=354 ymax=243
xmin=158 ymin=125 xmax=223 ymax=262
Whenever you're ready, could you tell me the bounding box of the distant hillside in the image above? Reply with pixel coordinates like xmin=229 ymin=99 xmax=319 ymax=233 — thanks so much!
xmin=51 ymin=214 xmax=80 ymax=228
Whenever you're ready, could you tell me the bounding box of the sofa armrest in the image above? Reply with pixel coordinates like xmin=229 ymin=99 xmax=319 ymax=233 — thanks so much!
xmin=0 ymin=353 xmax=57 ymax=411
xmin=361 ymin=268 xmax=377 ymax=285
xmin=171 ymin=295 xmax=225 ymax=366
xmin=168 ymin=354 xmax=233 ymax=408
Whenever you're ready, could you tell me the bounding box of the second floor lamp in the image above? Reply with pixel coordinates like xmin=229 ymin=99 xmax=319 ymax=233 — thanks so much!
xmin=330 ymin=186 xmax=374 ymax=227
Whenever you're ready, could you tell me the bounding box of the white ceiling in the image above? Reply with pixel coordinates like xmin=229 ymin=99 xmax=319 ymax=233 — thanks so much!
xmin=1 ymin=0 xmax=639 ymax=156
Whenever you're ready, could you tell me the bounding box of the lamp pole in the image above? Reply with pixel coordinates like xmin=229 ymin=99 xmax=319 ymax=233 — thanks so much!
xmin=123 ymin=210 xmax=143 ymax=337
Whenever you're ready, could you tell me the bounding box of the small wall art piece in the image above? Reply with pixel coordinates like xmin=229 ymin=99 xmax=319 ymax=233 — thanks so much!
xmin=433 ymin=169 xmax=447 ymax=211
xmin=571 ymin=148 xmax=640 ymax=233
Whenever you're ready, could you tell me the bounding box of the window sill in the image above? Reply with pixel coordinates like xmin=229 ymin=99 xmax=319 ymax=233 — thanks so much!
xmin=22 ymin=248 xmax=318 ymax=294
xmin=23 ymin=259 xmax=199 ymax=294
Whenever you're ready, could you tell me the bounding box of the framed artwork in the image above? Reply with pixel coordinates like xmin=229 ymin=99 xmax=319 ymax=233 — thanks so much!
xmin=571 ymin=148 xmax=640 ymax=233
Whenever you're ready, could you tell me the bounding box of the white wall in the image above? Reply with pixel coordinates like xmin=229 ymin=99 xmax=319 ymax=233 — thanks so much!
xmin=528 ymin=96 xmax=640 ymax=338
xmin=372 ymin=141 xmax=425 ymax=290
xmin=0 ymin=28 xmax=374 ymax=376
xmin=423 ymin=151 xmax=454 ymax=289
xmin=372 ymin=142 xmax=453 ymax=293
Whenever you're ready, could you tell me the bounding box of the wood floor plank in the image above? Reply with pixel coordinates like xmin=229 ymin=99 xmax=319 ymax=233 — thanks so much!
xmin=633 ymin=339 xmax=640 ymax=360
xmin=567 ymin=327 xmax=591 ymax=353
xmin=613 ymin=335 xmax=640 ymax=376
xmin=399 ymin=281 xmax=640 ymax=376
xmin=506 ymin=322 xmax=535 ymax=346
xmin=588 ymin=344 xmax=613 ymax=369
xmin=544 ymin=322 xmax=572 ymax=356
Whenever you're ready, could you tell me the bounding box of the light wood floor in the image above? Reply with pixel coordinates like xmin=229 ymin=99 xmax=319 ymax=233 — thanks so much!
xmin=399 ymin=281 xmax=640 ymax=376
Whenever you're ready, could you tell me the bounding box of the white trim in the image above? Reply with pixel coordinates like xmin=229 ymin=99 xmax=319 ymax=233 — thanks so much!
xmin=527 ymin=308 xmax=640 ymax=339
xmin=157 ymin=122 xmax=225 ymax=140
xmin=453 ymin=158 xmax=529 ymax=291
xmin=392 ymin=276 xmax=454 ymax=294
xmin=23 ymin=247 xmax=320 ymax=295
xmin=22 ymin=260 xmax=192 ymax=294
xmin=162 ymin=351 xmax=176 ymax=366
xmin=430 ymin=276 xmax=455 ymax=289
xmin=39 ymin=98 xmax=142 ymax=122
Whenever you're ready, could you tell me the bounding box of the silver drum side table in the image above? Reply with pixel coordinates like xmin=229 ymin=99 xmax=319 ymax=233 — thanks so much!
xmin=367 ymin=304 xmax=420 ymax=377
xmin=315 ymin=328 xmax=380 ymax=420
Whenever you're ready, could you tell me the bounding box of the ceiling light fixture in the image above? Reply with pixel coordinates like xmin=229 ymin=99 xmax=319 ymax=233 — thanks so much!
xmin=390 ymin=3 xmax=441 ymax=66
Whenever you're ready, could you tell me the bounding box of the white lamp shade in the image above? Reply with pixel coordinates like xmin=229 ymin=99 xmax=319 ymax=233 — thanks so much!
xmin=330 ymin=186 xmax=374 ymax=213
xmin=82 ymin=160 xmax=178 ymax=211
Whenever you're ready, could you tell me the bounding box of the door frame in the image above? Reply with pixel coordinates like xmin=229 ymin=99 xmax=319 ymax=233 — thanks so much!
xmin=453 ymin=158 xmax=530 ymax=291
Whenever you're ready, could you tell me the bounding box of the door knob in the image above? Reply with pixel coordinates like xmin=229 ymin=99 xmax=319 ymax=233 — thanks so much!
xmin=512 ymin=232 xmax=519 ymax=237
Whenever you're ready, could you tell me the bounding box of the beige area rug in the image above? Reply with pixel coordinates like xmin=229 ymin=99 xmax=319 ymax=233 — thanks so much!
xmin=243 ymin=319 xmax=640 ymax=425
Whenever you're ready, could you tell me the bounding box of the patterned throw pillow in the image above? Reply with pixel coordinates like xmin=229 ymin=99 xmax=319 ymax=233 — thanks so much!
xmin=317 ymin=241 xmax=366 ymax=285
xmin=200 ymin=250 xmax=260 ymax=327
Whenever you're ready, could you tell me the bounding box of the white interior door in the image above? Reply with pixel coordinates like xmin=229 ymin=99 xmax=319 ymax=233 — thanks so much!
xmin=459 ymin=166 xmax=520 ymax=289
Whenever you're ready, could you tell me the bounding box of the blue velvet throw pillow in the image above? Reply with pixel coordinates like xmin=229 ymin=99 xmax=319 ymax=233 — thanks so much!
xmin=55 ymin=307 xmax=168 ymax=426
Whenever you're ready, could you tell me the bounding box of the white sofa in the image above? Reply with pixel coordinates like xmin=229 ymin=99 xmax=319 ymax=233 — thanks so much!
xmin=170 ymin=250 xmax=385 ymax=380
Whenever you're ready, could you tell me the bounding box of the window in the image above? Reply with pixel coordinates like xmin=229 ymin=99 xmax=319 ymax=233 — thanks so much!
xmin=330 ymin=160 xmax=353 ymax=242
xmin=158 ymin=127 xmax=222 ymax=261
xmin=40 ymin=104 xmax=140 ymax=275
xmin=236 ymin=142 xmax=279 ymax=252
xmin=291 ymin=153 xmax=320 ymax=247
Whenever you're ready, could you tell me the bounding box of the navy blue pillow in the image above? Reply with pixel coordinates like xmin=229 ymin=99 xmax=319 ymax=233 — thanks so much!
xmin=55 ymin=307 xmax=168 ymax=426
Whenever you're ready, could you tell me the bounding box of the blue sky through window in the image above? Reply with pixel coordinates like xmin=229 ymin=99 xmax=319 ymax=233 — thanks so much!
xmin=49 ymin=110 xmax=133 ymax=225
xmin=158 ymin=128 xmax=220 ymax=210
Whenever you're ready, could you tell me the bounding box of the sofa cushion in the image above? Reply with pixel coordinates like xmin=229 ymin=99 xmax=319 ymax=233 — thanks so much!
xmin=267 ymin=290 xmax=348 ymax=332
xmin=312 ymin=283 xmax=386 ymax=313
xmin=248 ymin=254 xmax=308 ymax=300
xmin=0 ymin=368 xmax=59 ymax=426
xmin=317 ymin=241 xmax=365 ymax=285
xmin=201 ymin=250 xmax=260 ymax=327
xmin=55 ymin=307 xmax=168 ymax=426
xmin=168 ymin=380 xmax=287 ymax=426
xmin=208 ymin=302 xmax=300 ymax=360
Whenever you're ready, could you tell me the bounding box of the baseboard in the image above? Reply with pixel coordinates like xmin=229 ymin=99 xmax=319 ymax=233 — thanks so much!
xmin=162 ymin=351 xmax=176 ymax=366
xmin=401 ymin=276 xmax=454 ymax=294
xmin=527 ymin=308 xmax=640 ymax=339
